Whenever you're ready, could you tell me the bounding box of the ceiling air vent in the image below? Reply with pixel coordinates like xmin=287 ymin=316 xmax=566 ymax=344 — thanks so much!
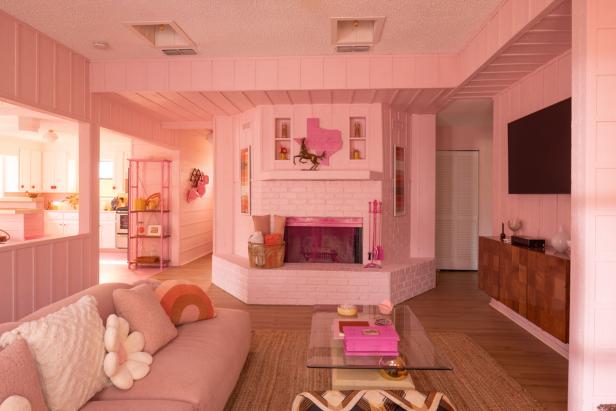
xmin=125 ymin=21 xmax=196 ymax=50
xmin=162 ymin=48 xmax=197 ymax=56
xmin=336 ymin=45 xmax=371 ymax=53
xmin=331 ymin=17 xmax=385 ymax=51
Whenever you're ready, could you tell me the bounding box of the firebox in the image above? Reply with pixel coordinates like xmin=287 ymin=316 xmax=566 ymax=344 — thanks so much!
xmin=284 ymin=217 xmax=363 ymax=264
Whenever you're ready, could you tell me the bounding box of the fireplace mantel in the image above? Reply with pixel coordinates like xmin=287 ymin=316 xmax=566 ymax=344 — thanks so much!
xmin=258 ymin=170 xmax=383 ymax=181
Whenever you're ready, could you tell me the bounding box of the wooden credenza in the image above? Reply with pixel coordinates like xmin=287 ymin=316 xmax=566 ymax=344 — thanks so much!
xmin=478 ymin=236 xmax=570 ymax=343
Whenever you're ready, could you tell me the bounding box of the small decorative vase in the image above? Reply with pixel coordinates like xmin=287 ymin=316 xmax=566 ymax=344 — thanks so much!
xmin=551 ymin=226 xmax=570 ymax=253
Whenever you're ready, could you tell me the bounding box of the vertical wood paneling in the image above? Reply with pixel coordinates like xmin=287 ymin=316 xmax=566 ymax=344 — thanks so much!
xmin=71 ymin=53 xmax=86 ymax=117
xmin=346 ymin=57 xmax=370 ymax=89
xmin=0 ymin=251 xmax=14 ymax=322
xmin=67 ymin=238 xmax=82 ymax=294
xmin=16 ymin=24 xmax=37 ymax=103
xmin=34 ymin=243 xmax=52 ymax=310
xmin=0 ymin=236 xmax=90 ymax=322
xmin=0 ymin=12 xmax=16 ymax=97
xmin=277 ymin=57 xmax=301 ymax=90
xmin=51 ymin=241 xmax=68 ymax=301
xmin=323 ymin=57 xmax=346 ymax=89
xmin=37 ymin=34 xmax=55 ymax=109
xmin=492 ymin=52 xmax=571 ymax=239
xmin=169 ymin=60 xmax=191 ymax=90
xmin=14 ymin=247 xmax=34 ymax=319
xmin=54 ymin=44 xmax=71 ymax=113
xmin=212 ymin=59 xmax=234 ymax=90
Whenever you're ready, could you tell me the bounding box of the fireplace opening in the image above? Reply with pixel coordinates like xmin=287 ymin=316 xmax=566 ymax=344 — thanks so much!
xmin=284 ymin=217 xmax=363 ymax=264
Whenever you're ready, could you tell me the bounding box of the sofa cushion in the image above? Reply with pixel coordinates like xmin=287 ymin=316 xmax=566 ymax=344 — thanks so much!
xmin=113 ymin=284 xmax=178 ymax=354
xmin=95 ymin=308 xmax=251 ymax=411
xmin=1 ymin=296 xmax=108 ymax=411
xmin=0 ymin=338 xmax=48 ymax=411
xmin=80 ymin=399 xmax=193 ymax=411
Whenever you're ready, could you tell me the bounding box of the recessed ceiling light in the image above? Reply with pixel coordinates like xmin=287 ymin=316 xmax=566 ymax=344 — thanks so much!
xmin=92 ymin=41 xmax=110 ymax=50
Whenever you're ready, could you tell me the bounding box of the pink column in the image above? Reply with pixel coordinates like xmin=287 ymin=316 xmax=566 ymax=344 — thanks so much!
xmin=569 ymin=0 xmax=616 ymax=409
xmin=78 ymin=122 xmax=100 ymax=286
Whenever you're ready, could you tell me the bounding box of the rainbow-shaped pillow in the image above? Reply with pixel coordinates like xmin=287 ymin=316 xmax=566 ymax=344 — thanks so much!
xmin=154 ymin=280 xmax=216 ymax=325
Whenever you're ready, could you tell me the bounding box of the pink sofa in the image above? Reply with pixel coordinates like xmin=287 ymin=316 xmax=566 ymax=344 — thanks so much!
xmin=0 ymin=283 xmax=251 ymax=411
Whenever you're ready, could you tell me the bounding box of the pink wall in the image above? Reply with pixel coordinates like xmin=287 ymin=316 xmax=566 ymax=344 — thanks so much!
xmin=178 ymin=130 xmax=214 ymax=264
xmin=437 ymin=124 xmax=493 ymax=236
xmin=0 ymin=10 xmax=89 ymax=122
xmin=492 ymin=51 xmax=572 ymax=239
xmin=381 ymin=106 xmax=412 ymax=262
xmin=409 ymin=114 xmax=436 ymax=258
xmin=569 ymin=1 xmax=616 ymax=409
xmin=0 ymin=235 xmax=95 ymax=322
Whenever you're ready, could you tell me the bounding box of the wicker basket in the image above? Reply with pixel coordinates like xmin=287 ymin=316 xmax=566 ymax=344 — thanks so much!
xmin=248 ymin=242 xmax=285 ymax=269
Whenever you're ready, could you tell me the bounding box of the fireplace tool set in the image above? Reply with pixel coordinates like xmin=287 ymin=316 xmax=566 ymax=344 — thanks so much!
xmin=365 ymin=200 xmax=383 ymax=268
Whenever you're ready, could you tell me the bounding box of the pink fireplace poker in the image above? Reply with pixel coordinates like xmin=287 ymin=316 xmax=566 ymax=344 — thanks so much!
xmin=364 ymin=199 xmax=383 ymax=269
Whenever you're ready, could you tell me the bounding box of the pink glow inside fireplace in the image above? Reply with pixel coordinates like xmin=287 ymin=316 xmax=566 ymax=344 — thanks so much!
xmin=284 ymin=217 xmax=363 ymax=264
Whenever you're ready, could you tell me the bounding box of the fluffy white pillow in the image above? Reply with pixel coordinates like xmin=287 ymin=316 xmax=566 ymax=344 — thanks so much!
xmin=0 ymin=296 xmax=108 ymax=411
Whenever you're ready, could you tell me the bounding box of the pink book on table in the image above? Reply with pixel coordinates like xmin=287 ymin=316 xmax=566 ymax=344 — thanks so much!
xmin=343 ymin=325 xmax=399 ymax=357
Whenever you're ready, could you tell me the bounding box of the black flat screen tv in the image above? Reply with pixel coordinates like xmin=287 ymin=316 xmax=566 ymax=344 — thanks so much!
xmin=507 ymin=98 xmax=571 ymax=194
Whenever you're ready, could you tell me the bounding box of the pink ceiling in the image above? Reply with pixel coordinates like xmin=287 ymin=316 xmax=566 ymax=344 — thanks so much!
xmin=115 ymin=88 xmax=452 ymax=122
xmin=449 ymin=1 xmax=572 ymax=100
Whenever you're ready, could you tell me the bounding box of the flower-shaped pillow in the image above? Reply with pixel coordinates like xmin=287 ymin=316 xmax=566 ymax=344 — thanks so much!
xmin=0 ymin=396 xmax=31 ymax=411
xmin=103 ymin=314 xmax=153 ymax=390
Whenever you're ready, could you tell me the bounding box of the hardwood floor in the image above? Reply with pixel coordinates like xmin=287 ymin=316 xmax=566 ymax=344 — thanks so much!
xmin=154 ymin=255 xmax=568 ymax=410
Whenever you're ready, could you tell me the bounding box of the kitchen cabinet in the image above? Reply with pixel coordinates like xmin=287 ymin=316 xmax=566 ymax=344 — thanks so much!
xmin=44 ymin=211 xmax=79 ymax=236
xmin=43 ymin=151 xmax=69 ymax=192
xmin=99 ymin=212 xmax=116 ymax=249
xmin=18 ymin=149 xmax=42 ymax=192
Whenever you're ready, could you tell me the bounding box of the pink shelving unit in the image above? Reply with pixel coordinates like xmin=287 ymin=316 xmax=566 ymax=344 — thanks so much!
xmin=127 ymin=159 xmax=171 ymax=270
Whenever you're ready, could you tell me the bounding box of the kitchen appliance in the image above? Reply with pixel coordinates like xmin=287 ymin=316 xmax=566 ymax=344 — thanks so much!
xmin=115 ymin=207 xmax=128 ymax=249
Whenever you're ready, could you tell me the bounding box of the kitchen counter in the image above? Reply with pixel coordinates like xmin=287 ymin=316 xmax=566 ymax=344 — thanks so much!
xmin=0 ymin=208 xmax=43 ymax=215
xmin=0 ymin=196 xmax=43 ymax=203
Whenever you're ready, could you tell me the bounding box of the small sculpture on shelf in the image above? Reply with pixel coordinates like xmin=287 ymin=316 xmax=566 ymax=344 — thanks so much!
xmin=293 ymin=138 xmax=325 ymax=171
xmin=354 ymin=121 xmax=362 ymax=137
xmin=279 ymin=146 xmax=288 ymax=160
xmin=352 ymin=149 xmax=362 ymax=160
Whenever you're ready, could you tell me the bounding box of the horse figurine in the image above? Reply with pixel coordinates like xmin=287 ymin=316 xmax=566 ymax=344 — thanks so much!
xmin=293 ymin=138 xmax=326 ymax=170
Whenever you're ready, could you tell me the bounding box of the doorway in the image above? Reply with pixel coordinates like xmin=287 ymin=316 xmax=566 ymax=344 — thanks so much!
xmin=435 ymin=150 xmax=479 ymax=270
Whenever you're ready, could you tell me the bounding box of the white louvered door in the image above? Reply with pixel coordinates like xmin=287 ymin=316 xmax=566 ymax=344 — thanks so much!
xmin=436 ymin=150 xmax=479 ymax=270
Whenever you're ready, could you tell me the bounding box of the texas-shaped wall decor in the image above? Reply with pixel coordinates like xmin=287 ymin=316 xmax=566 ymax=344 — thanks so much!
xmin=294 ymin=118 xmax=343 ymax=167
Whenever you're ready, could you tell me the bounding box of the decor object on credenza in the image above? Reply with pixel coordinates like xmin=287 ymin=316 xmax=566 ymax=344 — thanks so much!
xmin=293 ymin=138 xmax=326 ymax=170
xmin=507 ymin=218 xmax=522 ymax=235
xmin=103 ymin=314 xmax=152 ymax=390
xmin=378 ymin=299 xmax=393 ymax=315
xmin=500 ymin=222 xmax=506 ymax=241
xmin=240 ymin=146 xmax=251 ymax=214
xmin=337 ymin=304 xmax=358 ymax=317
xmin=293 ymin=118 xmax=343 ymax=170
xmin=0 ymin=229 xmax=9 ymax=244
xmin=393 ymin=145 xmax=406 ymax=216
xmin=365 ymin=199 xmax=383 ymax=269
xmin=146 ymin=224 xmax=162 ymax=237
xmin=186 ymin=168 xmax=209 ymax=203
xmin=551 ymin=226 xmax=570 ymax=253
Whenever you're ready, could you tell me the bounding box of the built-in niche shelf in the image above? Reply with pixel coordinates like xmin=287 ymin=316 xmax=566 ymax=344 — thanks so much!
xmin=349 ymin=117 xmax=366 ymax=160
xmin=274 ymin=118 xmax=291 ymax=161
xmin=258 ymin=170 xmax=383 ymax=181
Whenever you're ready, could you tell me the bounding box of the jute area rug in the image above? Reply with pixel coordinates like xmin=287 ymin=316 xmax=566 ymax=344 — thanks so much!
xmin=224 ymin=330 xmax=543 ymax=411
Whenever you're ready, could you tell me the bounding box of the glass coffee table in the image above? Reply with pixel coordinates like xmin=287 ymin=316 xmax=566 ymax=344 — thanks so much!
xmin=307 ymin=305 xmax=452 ymax=390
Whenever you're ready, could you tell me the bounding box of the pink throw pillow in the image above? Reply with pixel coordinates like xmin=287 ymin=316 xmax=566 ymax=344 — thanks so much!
xmin=112 ymin=284 xmax=178 ymax=355
xmin=0 ymin=338 xmax=48 ymax=411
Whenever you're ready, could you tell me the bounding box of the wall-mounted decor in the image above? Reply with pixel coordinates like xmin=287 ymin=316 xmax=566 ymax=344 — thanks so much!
xmin=393 ymin=145 xmax=406 ymax=216
xmin=240 ymin=146 xmax=251 ymax=215
xmin=293 ymin=118 xmax=342 ymax=170
xmin=186 ymin=168 xmax=209 ymax=203
xmin=146 ymin=224 xmax=162 ymax=237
